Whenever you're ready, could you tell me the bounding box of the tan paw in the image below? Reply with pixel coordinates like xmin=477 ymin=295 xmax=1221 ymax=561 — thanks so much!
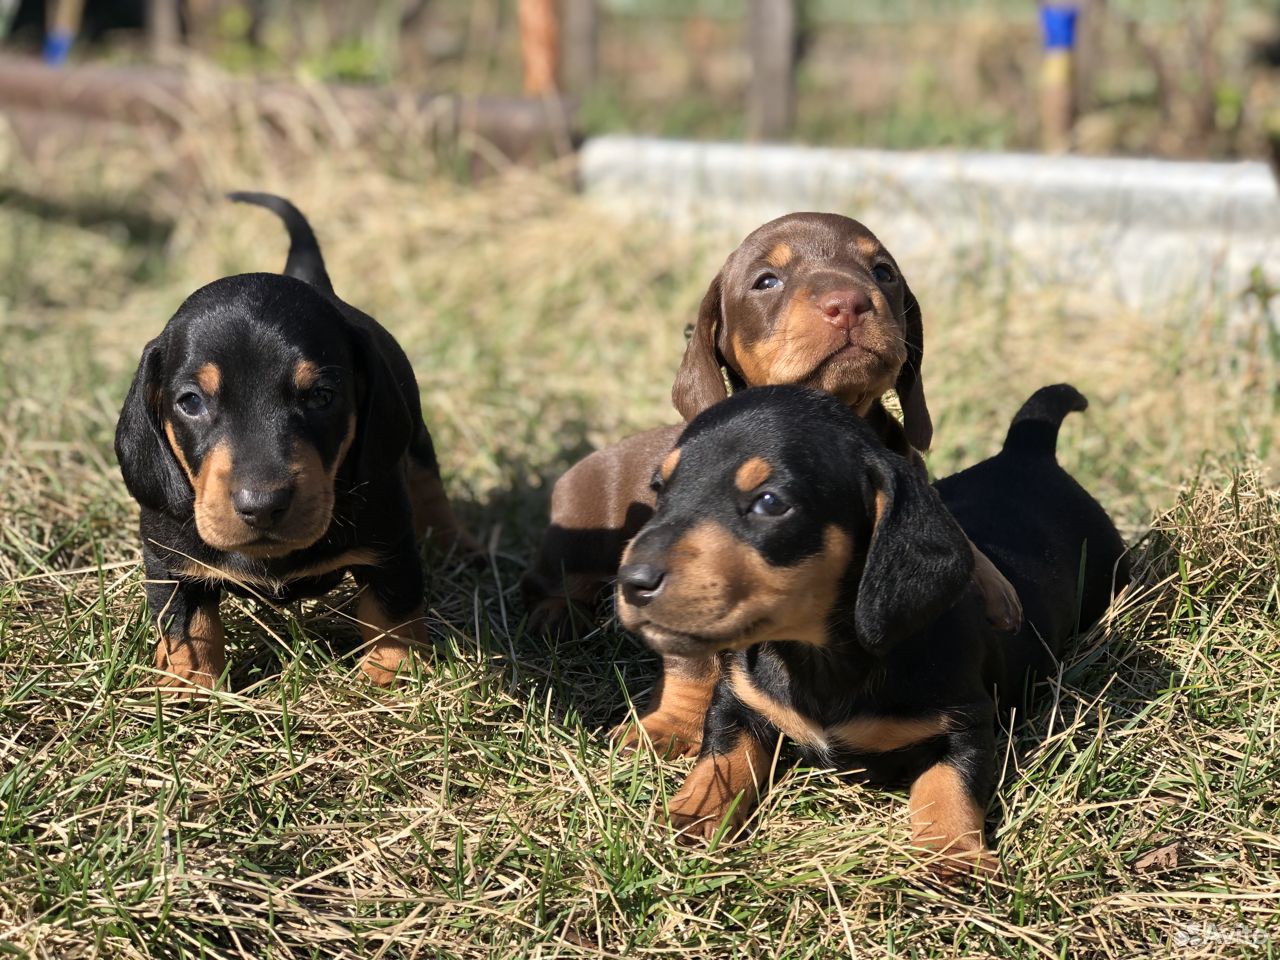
xmin=612 ymin=708 xmax=703 ymax=759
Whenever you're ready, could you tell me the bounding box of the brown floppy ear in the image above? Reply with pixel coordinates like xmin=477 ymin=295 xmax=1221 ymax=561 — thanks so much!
xmin=671 ymin=271 xmax=729 ymax=421
xmin=895 ymin=282 xmax=933 ymax=452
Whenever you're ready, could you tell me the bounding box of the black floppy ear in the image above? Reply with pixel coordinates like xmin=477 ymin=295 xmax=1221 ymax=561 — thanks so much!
xmin=853 ymin=453 xmax=972 ymax=653
xmin=672 ymin=270 xmax=729 ymax=421
xmin=115 ymin=337 xmax=189 ymax=513
xmin=349 ymin=327 xmax=413 ymax=478
xmin=894 ymin=281 xmax=932 ymax=452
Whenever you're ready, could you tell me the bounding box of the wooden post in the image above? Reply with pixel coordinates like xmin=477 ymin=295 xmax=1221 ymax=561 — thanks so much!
xmin=560 ymin=0 xmax=598 ymax=97
xmin=146 ymin=0 xmax=182 ymax=59
xmin=746 ymin=0 xmax=796 ymax=141
xmin=519 ymin=0 xmax=559 ymax=95
xmin=1038 ymin=4 xmax=1079 ymax=153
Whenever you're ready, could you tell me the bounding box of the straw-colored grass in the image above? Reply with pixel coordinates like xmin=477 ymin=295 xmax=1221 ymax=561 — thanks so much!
xmin=1 ymin=119 xmax=1277 ymax=958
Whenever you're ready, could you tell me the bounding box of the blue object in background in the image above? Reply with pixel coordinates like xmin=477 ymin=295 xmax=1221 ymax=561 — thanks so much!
xmin=42 ymin=28 xmax=74 ymax=65
xmin=1039 ymin=4 xmax=1079 ymax=50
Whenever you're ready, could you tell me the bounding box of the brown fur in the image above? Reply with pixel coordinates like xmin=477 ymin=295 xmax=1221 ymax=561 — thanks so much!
xmin=614 ymin=654 xmax=719 ymax=757
xmin=195 ymin=363 xmax=221 ymax=396
xmin=660 ymin=448 xmax=681 ymax=483
xmin=175 ymin=548 xmax=383 ymax=592
xmin=667 ymin=731 xmax=774 ymax=841
xmin=618 ymin=522 xmax=852 ymax=652
xmin=733 ymin=456 xmax=772 ymax=492
xmin=164 ymin=415 xmax=357 ymax=559
xmin=154 ymin=600 xmax=226 ymax=690
xmin=909 ymin=762 xmax=999 ymax=878
xmin=356 ymin=591 xmax=429 ymax=687
xmin=293 ymin=359 xmax=320 ymax=391
xmin=404 ymin=459 xmax=483 ymax=555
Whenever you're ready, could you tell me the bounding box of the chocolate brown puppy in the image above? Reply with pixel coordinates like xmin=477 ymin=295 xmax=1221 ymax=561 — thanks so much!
xmin=523 ymin=213 xmax=1021 ymax=755
xmin=617 ymin=384 xmax=1128 ymax=877
xmin=115 ymin=193 xmax=476 ymax=689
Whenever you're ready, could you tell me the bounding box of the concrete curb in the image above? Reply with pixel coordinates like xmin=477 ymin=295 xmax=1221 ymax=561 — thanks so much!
xmin=580 ymin=136 xmax=1280 ymax=312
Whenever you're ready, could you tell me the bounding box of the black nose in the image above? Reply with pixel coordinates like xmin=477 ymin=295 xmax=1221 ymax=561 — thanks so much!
xmin=618 ymin=562 xmax=666 ymax=606
xmin=232 ymin=485 xmax=294 ymax=529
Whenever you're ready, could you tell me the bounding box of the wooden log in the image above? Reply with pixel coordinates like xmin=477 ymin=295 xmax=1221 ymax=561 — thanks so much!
xmin=746 ymin=0 xmax=795 ymax=141
xmin=0 ymin=54 xmax=575 ymax=162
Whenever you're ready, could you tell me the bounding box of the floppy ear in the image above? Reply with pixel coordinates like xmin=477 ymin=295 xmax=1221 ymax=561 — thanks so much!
xmin=348 ymin=328 xmax=413 ymax=479
xmin=115 ymin=337 xmax=190 ymax=513
xmin=671 ymin=270 xmax=729 ymax=421
xmin=853 ymin=453 xmax=972 ymax=653
xmin=895 ymin=281 xmax=933 ymax=452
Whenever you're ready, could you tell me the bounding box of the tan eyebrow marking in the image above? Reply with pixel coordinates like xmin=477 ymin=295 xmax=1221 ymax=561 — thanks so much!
xmin=660 ymin=447 xmax=681 ymax=482
xmin=764 ymin=242 xmax=793 ymax=269
xmin=195 ymin=363 xmax=221 ymax=395
xmin=293 ymin=360 xmax=320 ymax=391
xmin=734 ymin=456 xmax=772 ymax=492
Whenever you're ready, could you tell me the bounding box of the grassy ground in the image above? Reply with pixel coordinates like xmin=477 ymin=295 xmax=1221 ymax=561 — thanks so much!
xmin=1 ymin=131 xmax=1278 ymax=957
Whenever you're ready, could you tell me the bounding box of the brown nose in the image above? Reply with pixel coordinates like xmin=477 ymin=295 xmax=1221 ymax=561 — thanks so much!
xmin=818 ymin=288 xmax=873 ymax=330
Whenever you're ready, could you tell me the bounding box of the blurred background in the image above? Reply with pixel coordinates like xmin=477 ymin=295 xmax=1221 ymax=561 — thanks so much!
xmin=3 ymin=0 xmax=1280 ymax=160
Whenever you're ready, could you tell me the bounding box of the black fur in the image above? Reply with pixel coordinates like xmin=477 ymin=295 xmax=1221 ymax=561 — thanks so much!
xmin=115 ymin=193 xmax=449 ymax=681
xmin=625 ymin=384 xmax=1128 ymax=839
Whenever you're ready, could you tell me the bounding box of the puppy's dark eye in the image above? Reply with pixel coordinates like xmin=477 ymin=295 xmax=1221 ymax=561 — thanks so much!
xmin=753 ymin=273 xmax=783 ymax=291
xmin=872 ymin=263 xmax=897 ymax=284
xmin=749 ymin=492 xmax=789 ymax=517
xmin=649 ymin=472 xmax=665 ymax=494
xmin=175 ymin=392 xmax=206 ymax=418
xmin=306 ymin=387 xmax=336 ymax=411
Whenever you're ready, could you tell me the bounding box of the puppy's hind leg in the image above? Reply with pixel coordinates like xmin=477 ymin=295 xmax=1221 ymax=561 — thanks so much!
xmin=404 ymin=455 xmax=483 ymax=559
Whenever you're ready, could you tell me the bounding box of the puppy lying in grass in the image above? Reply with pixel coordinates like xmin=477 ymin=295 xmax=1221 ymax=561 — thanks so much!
xmin=115 ymin=193 xmax=475 ymax=689
xmin=616 ymin=383 xmax=1128 ymax=877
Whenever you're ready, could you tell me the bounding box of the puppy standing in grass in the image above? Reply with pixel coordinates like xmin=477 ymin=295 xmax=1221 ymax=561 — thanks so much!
xmin=115 ymin=193 xmax=476 ymax=689
xmin=616 ymin=384 xmax=1128 ymax=876
xmin=523 ymin=213 xmax=1022 ymax=755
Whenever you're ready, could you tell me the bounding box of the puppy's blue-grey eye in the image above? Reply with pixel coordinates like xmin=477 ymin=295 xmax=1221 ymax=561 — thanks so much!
xmin=176 ymin=392 xmax=206 ymax=417
xmin=306 ymin=387 xmax=336 ymax=411
xmin=750 ymin=492 xmax=789 ymax=516
xmin=753 ymin=273 xmax=782 ymax=291
xmin=872 ymin=263 xmax=896 ymax=284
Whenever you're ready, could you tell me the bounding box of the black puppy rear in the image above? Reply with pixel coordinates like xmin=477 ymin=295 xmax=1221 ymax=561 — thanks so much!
xmin=935 ymin=384 xmax=1130 ymax=700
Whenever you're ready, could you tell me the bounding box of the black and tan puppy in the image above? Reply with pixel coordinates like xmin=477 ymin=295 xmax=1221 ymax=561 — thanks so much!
xmin=115 ymin=192 xmax=475 ymax=689
xmin=616 ymin=384 xmax=1128 ymax=876
xmin=524 ymin=213 xmax=1021 ymax=757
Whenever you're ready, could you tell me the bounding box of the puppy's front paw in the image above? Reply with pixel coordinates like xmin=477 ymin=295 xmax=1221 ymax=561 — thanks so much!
xmin=665 ymin=738 xmax=768 ymax=843
xmin=918 ymin=839 xmax=1000 ymax=884
xmin=357 ymin=600 xmax=429 ymax=687
xmin=612 ymin=708 xmax=703 ymax=759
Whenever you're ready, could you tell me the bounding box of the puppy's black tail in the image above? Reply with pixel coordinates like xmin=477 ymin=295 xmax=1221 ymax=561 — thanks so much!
xmin=1001 ymin=383 xmax=1088 ymax=458
xmin=227 ymin=192 xmax=334 ymax=295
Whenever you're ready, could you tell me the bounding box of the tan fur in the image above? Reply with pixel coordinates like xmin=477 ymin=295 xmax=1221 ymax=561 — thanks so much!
xmin=404 ymin=458 xmax=481 ymax=555
xmin=154 ymin=600 xmax=225 ymax=690
xmin=727 ymin=287 xmax=906 ymax=409
xmin=909 ymin=762 xmax=998 ymax=878
xmin=195 ymin=363 xmax=221 ymax=396
xmin=734 ymin=456 xmax=772 ymax=492
xmin=174 ymin=548 xmax=382 ymax=592
xmin=764 ymin=242 xmax=792 ymax=268
xmin=293 ymin=359 xmax=320 ymax=391
xmin=614 ymin=654 xmax=719 ymax=757
xmin=660 ymin=447 xmax=681 ymax=483
xmin=356 ymin=591 xmax=429 ymax=687
xmin=667 ymin=732 xmax=773 ymax=841
xmin=619 ymin=522 xmax=851 ymax=652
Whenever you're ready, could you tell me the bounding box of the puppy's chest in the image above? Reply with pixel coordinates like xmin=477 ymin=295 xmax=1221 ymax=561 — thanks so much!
xmin=174 ymin=547 xmax=381 ymax=598
xmin=728 ymin=660 xmax=951 ymax=759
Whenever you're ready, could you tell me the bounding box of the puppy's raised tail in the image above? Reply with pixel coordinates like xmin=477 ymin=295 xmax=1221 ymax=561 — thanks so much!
xmin=227 ymin=191 xmax=334 ymax=295
xmin=1001 ymin=383 xmax=1088 ymax=458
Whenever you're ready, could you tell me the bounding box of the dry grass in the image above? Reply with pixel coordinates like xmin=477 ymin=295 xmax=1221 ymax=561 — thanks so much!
xmin=0 ymin=118 xmax=1278 ymax=958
